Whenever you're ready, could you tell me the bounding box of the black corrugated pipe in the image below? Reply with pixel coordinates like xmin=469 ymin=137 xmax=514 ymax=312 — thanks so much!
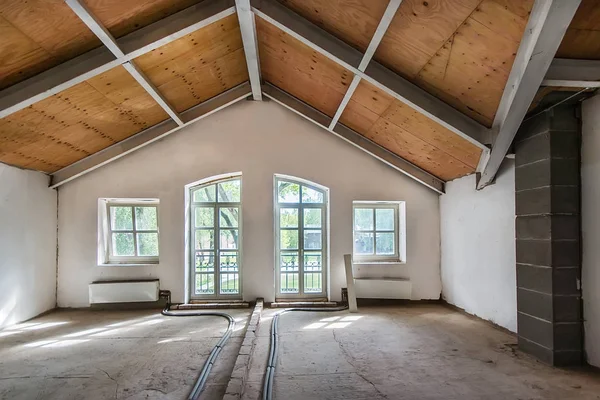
xmin=159 ymin=290 xmax=236 ymax=400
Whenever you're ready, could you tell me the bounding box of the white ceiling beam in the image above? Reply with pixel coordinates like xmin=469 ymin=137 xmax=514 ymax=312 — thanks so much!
xmin=251 ymin=0 xmax=490 ymax=149
xmin=0 ymin=0 xmax=235 ymax=119
xmin=329 ymin=0 xmax=402 ymax=130
xmin=477 ymin=0 xmax=582 ymax=189
xmin=50 ymin=83 xmax=252 ymax=188
xmin=542 ymin=58 xmax=600 ymax=88
xmin=263 ymin=83 xmax=445 ymax=194
xmin=236 ymin=0 xmax=262 ymax=100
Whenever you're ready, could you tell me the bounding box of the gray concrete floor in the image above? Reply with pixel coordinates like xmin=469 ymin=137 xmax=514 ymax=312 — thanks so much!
xmin=244 ymin=304 xmax=600 ymax=400
xmin=0 ymin=308 xmax=250 ymax=400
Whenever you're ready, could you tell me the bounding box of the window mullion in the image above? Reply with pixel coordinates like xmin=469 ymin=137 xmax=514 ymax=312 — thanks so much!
xmin=132 ymin=206 xmax=139 ymax=257
xmin=299 ymin=200 xmax=304 ymax=295
xmin=215 ymin=204 xmax=220 ymax=297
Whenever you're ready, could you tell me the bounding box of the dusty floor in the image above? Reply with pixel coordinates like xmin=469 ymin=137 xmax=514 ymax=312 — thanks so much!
xmin=243 ymin=305 xmax=600 ymax=400
xmin=0 ymin=308 xmax=250 ymax=400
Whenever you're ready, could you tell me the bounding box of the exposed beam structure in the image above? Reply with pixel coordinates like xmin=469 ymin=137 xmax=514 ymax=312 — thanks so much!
xmin=329 ymin=0 xmax=402 ymax=130
xmin=0 ymin=0 xmax=235 ymax=119
xmin=65 ymin=0 xmax=185 ymax=126
xmin=262 ymin=83 xmax=445 ymax=194
xmin=236 ymin=0 xmax=263 ymax=100
xmin=252 ymin=0 xmax=490 ymax=149
xmin=543 ymin=58 xmax=600 ymax=88
xmin=50 ymin=83 xmax=253 ymax=188
xmin=477 ymin=0 xmax=582 ymax=190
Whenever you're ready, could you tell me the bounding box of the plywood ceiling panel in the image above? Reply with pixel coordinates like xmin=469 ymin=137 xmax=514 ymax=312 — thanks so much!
xmin=556 ymin=0 xmax=600 ymax=59
xmin=0 ymin=66 xmax=169 ymax=173
xmin=134 ymin=14 xmax=249 ymax=113
xmin=374 ymin=0 xmax=534 ymax=127
xmin=275 ymin=0 xmax=389 ymax=52
xmin=257 ymin=17 xmax=352 ymax=117
xmin=340 ymin=80 xmax=481 ymax=181
xmin=0 ymin=0 xmax=203 ymax=90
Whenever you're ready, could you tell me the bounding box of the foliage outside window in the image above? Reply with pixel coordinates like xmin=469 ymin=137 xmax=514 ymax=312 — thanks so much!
xmin=353 ymin=202 xmax=402 ymax=263
xmin=106 ymin=202 xmax=159 ymax=264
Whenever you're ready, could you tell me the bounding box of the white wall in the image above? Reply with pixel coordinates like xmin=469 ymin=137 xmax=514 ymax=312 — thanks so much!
xmin=440 ymin=160 xmax=517 ymax=332
xmin=57 ymin=100 xmax=441 ymax=307
xmin=0 ymin=164 xmax=57 ymax=328
xmin=582 ymin=94 xmax=600 ymax=368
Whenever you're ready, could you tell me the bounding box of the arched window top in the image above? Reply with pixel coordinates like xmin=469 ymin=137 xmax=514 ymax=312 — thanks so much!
xmin=276 ymin=176 xmax=327 ymax=205
xmin=191 ymin=176 xmax=241 ymax=204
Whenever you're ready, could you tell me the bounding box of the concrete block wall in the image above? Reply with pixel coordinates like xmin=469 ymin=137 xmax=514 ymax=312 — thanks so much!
xmin=514 ymin=105 xmax=582 ymax=366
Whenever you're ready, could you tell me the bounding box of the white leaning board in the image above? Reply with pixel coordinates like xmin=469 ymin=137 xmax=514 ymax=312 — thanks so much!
xmin=89 ymin=281 xmax=159 ymax=304
xmin=354 ymin=278 xmax=412 ymax=299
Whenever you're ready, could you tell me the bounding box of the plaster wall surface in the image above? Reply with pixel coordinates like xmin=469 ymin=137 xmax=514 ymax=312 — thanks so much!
xmin=440 ymin=160 xmax=517 ymax=332
xmin=0 ymin=164 xmax=57 ymax=328
xmin=582 ymin=94 xmax=600 ymax=367
xmin=57 ymin=100 xmax=441 ymax=306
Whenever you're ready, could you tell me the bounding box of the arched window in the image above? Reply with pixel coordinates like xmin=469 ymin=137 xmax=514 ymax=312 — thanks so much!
xmin=275 ymin=176 xmax=328 ymax=299
xmin=189 ymin=176 xmax=242 ymax=300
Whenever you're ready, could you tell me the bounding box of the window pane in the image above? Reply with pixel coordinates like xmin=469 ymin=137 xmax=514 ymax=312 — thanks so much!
xmin=194 ymin=185 xmax=216 ymax=202
xmin=304 ymin=273 xmax=322 ymax=293
xmin=220 ymin=229 xmax=239 ymax=249
xmin=218 ymin=180 xmax=241 ymax=203
xmin=376 ymin=232 xmax=395 ymax=255
xmin=280 ymin=273 xmax=299 ymax=293
xmin=280 ymin=252 xmax=299 ymax=272
xmin=195 ymin=252 xmax=214 ymax=272
xmin=303 ymin=208 xmax=321 ymax=228
xmin=137 ymin=233 xmax=159 ymax=256
xmin=376 ymin=208 xmax=395 ymax=231
xmin=280 ymin=229 xmax=298 ymax=250
xmin=220 ymin=251 xmax=239 ymax=272
xmin=278 ymin=181 xmax=299 ymax=203
xmin=195 ymin=207 xmax=214 ymax=228
xmin=195 ymin=274 xmax=214 ymax=295
xmin=304 ymin=230 xmax=322 ymax=250
xmin=354 ymin=208 xmax=373 ymax=230
xmin=304 ymin=252 xmax=322 ymax=272
xmin=220 ymin=208 xmax=239 ymax=228
xmin=135 ymin=207 xmax=157 ymax=230
xmin=220 ymin=273 xmax=239 ymax=294
xmin=280 ymin=208 xmax=298 ymax=228
xmin=195 ymin=229 xmax=214 ymax=250
xmin=112 ymin=232 xmax=134 ymax=256
xmin=354 ymin=232 xmax=374 ymax=255
xmin=280 ymin=253 xmax=298 ymax=293
xmin=302 ymin=186 xmax=324 ymax=203
xmin=110 ymin=206 xmax=133 ymax=230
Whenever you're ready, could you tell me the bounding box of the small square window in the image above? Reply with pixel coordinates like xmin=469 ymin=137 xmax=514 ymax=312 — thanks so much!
xmin=352 ymin=202 xmax=405 ymax=263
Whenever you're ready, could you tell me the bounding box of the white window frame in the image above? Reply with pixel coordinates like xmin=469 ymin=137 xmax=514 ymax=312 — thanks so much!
xmin=98 ymin=198 xmax=160 ymax=266
xmin=189 ymin=176 xmax=243 ymax=300
xmin=352 ymin=201 xmax=406 ymax=264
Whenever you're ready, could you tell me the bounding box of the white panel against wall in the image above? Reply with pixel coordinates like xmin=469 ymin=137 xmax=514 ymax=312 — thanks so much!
xmin=89 ymin=280 xmax=160 ymax=304
xmin=0 ymin=164 xmax=57 ymax=328
xmin=354 ymin=278 xmax=412 ymax=300
xmin=440 ymin=160 xmax=517 ymax=332
xmin=582 ymin=94 xmax=600 ymax=368
xmin=57 ymin=100 xmax=441 ymax=307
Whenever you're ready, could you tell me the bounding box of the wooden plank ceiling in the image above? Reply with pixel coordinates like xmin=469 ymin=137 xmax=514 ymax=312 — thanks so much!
xmin=556 ymin=0 xmax=600 ymax=59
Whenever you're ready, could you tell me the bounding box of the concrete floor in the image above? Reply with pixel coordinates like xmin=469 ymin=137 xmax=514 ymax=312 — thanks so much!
xmin=244 ymin=304 xmax=600 ymax=400
xmin=0 ymin=308 xmax=250 ymax=400
xmin=1 ymin=305 xmax=599 ymax=400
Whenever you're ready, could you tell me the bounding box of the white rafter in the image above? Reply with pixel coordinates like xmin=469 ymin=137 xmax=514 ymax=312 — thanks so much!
xmin=236 ymin=0 xmax=263 ymax=100
xmin=543 ymin=58 xmax=600 ymax=88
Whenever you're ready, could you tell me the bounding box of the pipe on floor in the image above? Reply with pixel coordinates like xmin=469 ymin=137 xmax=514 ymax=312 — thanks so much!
xmin=262 ymin=306 xmax=349 ymax=400
xmin=161 ymin=300 xmax=236 ymax=400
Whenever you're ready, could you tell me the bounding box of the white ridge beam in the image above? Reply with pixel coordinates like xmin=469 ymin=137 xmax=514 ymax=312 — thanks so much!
xmin=0 ymin=0 xmax=235 ymax=119
xmin=236 ymin=0 xmax=262 ymax=100
xmin=252 ymin=0 xmax=490 ymax=149
xmin=477 ymin=0 xmax=582 ymax=189
xmin=542 ymin=58 xmax=600 ymax=88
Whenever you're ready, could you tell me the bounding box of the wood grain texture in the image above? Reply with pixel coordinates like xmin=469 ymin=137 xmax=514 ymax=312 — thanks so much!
xmin=0 ymin=0 xmax=202 ymax=90
xmin=0 ymin=66 xmax=168 ymax=172
xmin=340 ymin=79 xmax=481 ymax=180
xmin=134 ymin=14 xmax=249 ymax=112
xmin=375 ymin=0 xmax=534 ymax=127
xmin=257 ymin=17 xmax=352 ymax=117
xmin=557 ymin=0 xmax=600 ymax=59
xmin=275 ymin=0 xmax=389 ymax=52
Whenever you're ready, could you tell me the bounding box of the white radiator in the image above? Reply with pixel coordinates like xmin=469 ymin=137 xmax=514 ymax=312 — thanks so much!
xmin=354 ymin=278 xmax=412 ymax=299
xmin=89 ymin=280 xmax=159 ymax=304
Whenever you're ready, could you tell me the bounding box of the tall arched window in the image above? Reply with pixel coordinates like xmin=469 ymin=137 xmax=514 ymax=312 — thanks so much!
xmin=190 ymin=176 xmax=242 ymax=300
xmin=275 ymin=176 xmax=328 ymax=299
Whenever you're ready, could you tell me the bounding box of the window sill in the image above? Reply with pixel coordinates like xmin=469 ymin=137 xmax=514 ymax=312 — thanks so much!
xmin=98 ymin=262 xmax=159 ymax=267
xmin=353 ymin=260 xmax=405 ymax=265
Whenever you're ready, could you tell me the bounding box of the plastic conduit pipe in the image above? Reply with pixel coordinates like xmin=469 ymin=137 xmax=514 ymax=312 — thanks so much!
xmin=262 ymin=306 xmax=349 ymax=400
xmin=161 ymin=301 xmax=236 ymax=400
